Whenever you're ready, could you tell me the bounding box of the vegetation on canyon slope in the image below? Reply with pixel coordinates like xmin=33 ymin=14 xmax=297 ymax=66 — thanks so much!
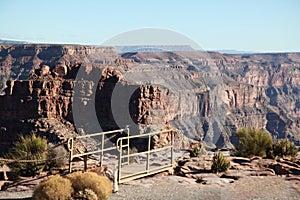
xmin=5 ymin=133 xmax=47 ymax=177
xmin=234 ymin=128 xmax=298 ymax=158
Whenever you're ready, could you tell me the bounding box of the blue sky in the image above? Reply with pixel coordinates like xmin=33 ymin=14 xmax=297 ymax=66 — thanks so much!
xmin=0 ymin=0 xmax=299 ymax=52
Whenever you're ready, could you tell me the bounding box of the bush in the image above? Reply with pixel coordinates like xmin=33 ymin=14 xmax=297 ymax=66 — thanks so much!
xmin=67 ymin=171 xmax=113 ymax=200
xmin=6 ymin=133 xmax=47 ymax=177
xmin=235 ymin=128 xmax=272 ymax=158
xmin=46 ymin=144 xmax=68 ymax=170
xmin=272 ymin=139 xmax=298 ymax=158
xmin=211 ymin=152 xmax=230 ymax=173
xmin=190 ymin=143 xmax=206 ymax=157
xmin=33 ymin=175 xmax=73 ymax=200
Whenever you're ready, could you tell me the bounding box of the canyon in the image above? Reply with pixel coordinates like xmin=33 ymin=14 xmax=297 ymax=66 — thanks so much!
xmin=0 ymin=44 xmax=299 ymax=152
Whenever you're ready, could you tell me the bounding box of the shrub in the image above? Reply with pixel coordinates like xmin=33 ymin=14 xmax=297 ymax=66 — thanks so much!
xmin=33 ymin=175 xmax=73 ymax=200
xmin=67 ymin=171 xmax=113 ymax=200
xmin=190 ymin=143 xmax=206 ymax=157
xmin=6 ymin=132 xmax=47 ymax=177
xmin=211 ymin=152 xmax=230 ymax=173
xmin=235 ymin=128 xmax=272 ymax=158
xmin=272 ymin=139 xmax=298 ymax=158
xmin=46 ymin=143 xmax=68 ymax=170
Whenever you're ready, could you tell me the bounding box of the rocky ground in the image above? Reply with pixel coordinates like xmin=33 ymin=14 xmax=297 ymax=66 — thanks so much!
xmin=110 ymin=175 xmax=300 ymax=200
xmin=1 ymin=151 xmax=300 ymax=199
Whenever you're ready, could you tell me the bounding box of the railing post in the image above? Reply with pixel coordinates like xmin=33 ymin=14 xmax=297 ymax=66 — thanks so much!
xmin=113 ymin=165 xmax=119 ymax=192
xmin=146 ymin=134 xmax=151 ymax=171
xmin=100 ymin=133 xmax=104 ymax=166
xmin=171 ymin=130 xmax=174 ymax=168
xmin=118 ymin=139 xmax=122 ymax=183
xmin=68 ymin=138 xmax=74 ymax=173
xmin=127 ymin=128 xmax=130 ymax=165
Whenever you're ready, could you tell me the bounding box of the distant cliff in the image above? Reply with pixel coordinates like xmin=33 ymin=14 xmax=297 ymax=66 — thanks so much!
xmin=0 ymin=44 xmax=299 ymax=151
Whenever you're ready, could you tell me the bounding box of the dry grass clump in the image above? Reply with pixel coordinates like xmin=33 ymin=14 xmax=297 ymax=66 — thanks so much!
xmin=33 ymin=171 xmax=113 ymax=200
xmin=67 ymin=171 xmax=113 ymax=200
xmin=33 ymin=174 xmax=73 ymax=200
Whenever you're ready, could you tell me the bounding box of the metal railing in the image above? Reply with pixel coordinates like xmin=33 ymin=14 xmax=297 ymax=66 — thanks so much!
xmin=67 ymin=127 xmax=177 ymax=185
xmin=67 ymin=127 xmax=129 ymax=172
xmin=116 ymin=129 xmax=176 ymax=183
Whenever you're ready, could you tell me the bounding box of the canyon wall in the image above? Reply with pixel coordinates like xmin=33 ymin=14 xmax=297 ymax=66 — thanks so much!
xmin=0 ymin=44 xmax=299 ymax=151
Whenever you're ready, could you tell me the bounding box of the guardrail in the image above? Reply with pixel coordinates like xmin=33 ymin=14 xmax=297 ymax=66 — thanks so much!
xmin=67 ymin=127 xmax=129 ymax=172
xmin=116 ymin=129 xmax=176 ymax=183
xmin=67 ymin=127 xmax=177 ymax=186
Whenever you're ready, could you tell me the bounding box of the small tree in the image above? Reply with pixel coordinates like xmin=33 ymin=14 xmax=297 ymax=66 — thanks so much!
xmin=6 ymin=132 xmax=47 ymax=177
xmin=235 ymin=128 xmax=272 ymax=158
xmin=272 ymin=139 xmax=298 ymax=158
xmin=211 ymin=152 xmax=230 ymax=173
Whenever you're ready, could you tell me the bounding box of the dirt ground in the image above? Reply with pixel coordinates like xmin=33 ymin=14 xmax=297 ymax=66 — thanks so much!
xmin=0 ymin=175 xmax=300 ymax=200
xmin=110 ymin=175 xmax=300 ymax=200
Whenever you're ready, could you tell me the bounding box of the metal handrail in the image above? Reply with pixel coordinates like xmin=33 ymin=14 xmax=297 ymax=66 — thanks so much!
xmin=117 ymin=129 xmax=177 ymax=183
xmin=68 ymin=127 xmax=129 ymax=172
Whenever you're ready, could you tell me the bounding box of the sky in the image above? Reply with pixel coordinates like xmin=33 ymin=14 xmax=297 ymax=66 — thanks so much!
xmin=0 ymin=0 xmax=299 ymax=52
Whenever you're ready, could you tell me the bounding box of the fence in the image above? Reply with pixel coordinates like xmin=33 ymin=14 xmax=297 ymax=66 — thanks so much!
xmin=67 ymin=127 xmax=129 ymax=172
xmin=67 ymin=127 xmax=176 ymax=184
xmin=116 ymin=129 xmax=176 ymax=183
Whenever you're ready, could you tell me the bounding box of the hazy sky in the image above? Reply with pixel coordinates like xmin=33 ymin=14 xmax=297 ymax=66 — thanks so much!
xmin=0 ymin=0 xmax=299 ymax=52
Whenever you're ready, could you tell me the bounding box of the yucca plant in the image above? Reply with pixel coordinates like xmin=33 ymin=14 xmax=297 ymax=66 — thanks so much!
xmin=235 ymin=128 xmax=273 ymax=157
xmin=211 ymin=152 xmax=230 ymax=174
xmin=6 ymin=132 xmax=47 ymax=177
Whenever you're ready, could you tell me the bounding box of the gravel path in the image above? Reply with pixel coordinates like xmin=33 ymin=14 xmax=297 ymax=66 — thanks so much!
xmin=110 ymin=175 xmax=300 ymax=200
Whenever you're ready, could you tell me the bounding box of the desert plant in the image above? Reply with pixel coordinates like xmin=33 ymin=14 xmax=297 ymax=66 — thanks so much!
xmin=272 ymin=139 xmax=298 ymax=158
xmin=46 ymin=143 xmax=68 ymax=170
xmin=234 ymin=128 xmax=272 ymax=157
xmin=67 ymin=171 xmax=113 ymax=200
xmin=211 ymin=152 xmax=230 ymax=173
xmin=33 ymin=174 xmax=73 ymax=200
xmin=74 ymin=188 xmax=98 ymax=200
xmin=190 ymin=143 xmax=206 ymax=157
xmin=6 ymin=132 xmax=47 ymax=177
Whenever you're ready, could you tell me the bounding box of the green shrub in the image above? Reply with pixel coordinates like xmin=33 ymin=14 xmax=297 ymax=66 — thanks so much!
xmin=6 ymin=133 xmax=47 ymax=177
xmin=67 ymin=171 xmax=113 ymax=200
xmin=33 ymin=175 xmax=73 ymax=200
xmin=235 ymin=128 xmax=272 ymax=158
xmin=272 ymin=139 xmax=298 ymax=158
xmin=211 ymin=152 xmax=230 ymax=173
xmin=46 ymin=144 xmax=68 ymax=170
xmin=190 ymin=143 xmax=206 ymax=157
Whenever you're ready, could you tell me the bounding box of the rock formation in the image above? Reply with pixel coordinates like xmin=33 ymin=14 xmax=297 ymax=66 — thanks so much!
xmin=0 ymin=44 xmax=299 ymax=152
